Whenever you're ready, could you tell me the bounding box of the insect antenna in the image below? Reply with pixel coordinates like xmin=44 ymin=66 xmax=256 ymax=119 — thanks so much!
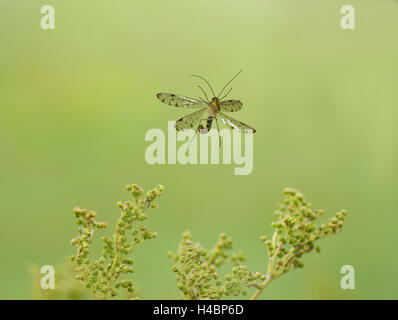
xmin=197 ymin=84 xmax=209 ymax=102
xmin=190 ymin=74 xmax=216 ymax=97
xmin=219 ymin=87 xmax=233 ymax=101
xmin=217 ymin=69 xmax=243 ymax=98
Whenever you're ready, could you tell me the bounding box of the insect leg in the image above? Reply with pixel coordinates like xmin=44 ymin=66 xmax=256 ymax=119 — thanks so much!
xmin=215 ymin=117 xmax=222 ymax=148
xmin=187 ymin=118 xmax=208 ymax=148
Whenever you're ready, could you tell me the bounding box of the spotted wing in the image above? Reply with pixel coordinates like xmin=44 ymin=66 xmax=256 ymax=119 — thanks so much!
xmin=157 ymin=93 xmax=206 ymax=109
xmin=218 ymin=112 xmax=256 ymax=133
xmin=175 ymin=108 xmax=208 ymax=131
xmin=219 ymin=99 xmax=243 ymax=112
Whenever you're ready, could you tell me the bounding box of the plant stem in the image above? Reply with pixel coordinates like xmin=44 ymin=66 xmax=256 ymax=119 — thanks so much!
xmin=250 ymin=231 xmax=280 ymax=300
xmin=108 ymin=226 xmax=120 ymax=280
xmin=250 ymin=275 xmax=272 ymax=300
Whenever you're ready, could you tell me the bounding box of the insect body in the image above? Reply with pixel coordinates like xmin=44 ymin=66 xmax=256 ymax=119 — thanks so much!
xmin=156 ymin=70 xmax=256 ymax=136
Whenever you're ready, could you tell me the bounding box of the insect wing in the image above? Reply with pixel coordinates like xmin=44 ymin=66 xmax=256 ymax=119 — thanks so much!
xmin=219 ymin=99 xmax=243 ymax=112
xmin=218 ymin=112 xmax=256 ymax=133
xmin=157 ymin=93 xmax=206 ymax=109
xmin=175 ymin=108 xmax=207 ymax=131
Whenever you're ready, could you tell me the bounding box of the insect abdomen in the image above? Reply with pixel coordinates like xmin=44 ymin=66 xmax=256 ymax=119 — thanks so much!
xmin=198 ymin=116 xmax=213 ymax=134
xmin=206 ymin=117 xmax=213 ymax=131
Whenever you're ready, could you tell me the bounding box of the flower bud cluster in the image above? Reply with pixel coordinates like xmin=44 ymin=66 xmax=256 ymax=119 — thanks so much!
xmin=169 ymin=231 xmax=264 ymax=300
xmin=70 ymin=183 xmax=164 ymax=299
xmin=261 ymin=188 xmax=347 ymax=279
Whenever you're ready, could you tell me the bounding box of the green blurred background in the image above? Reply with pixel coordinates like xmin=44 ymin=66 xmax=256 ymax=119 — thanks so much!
xmin=1 ymin=0 xmax=397 ymax=299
